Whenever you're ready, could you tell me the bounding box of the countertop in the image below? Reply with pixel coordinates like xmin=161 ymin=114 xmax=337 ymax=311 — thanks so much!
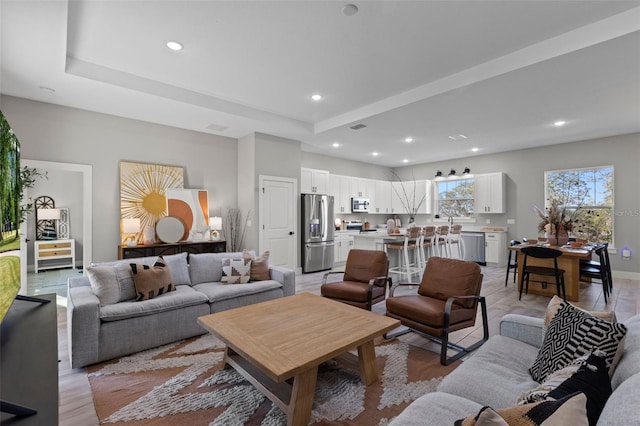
xmin=345 ymin=225 xmax=508 ymax=237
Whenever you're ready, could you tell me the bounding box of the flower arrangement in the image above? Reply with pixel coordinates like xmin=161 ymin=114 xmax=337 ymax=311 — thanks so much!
xmin=534 ymin=203 xmax=577 ymax=245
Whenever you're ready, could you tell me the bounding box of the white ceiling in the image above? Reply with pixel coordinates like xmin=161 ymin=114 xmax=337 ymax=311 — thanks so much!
xmin=2 ymin=1 xmax=639 ymax=167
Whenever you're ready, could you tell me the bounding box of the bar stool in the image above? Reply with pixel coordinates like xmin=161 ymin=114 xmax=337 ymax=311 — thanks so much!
xmin=421 ymin=226 xmax=436 ymax=264
xmin=505 ymin=240 xmax=521 ymax=286
xmin=447 ymin=224 xmax=463 ymax=259
xmin=435 ymin=225 xmax=449 ymax=257
xmin=387 ymin=226 xmax=421 ymax=279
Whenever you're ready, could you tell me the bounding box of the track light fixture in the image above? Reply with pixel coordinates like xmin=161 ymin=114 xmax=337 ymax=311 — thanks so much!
xmin=448 ymin=169 xmax=456 ymax=176
xmin=463 ymin=167 xmax=471 ymax=175
xmin=435 ymin=170 xmax=443 ymax=178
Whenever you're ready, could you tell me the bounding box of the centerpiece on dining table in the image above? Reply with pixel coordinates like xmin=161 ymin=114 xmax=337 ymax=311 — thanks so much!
xmin=534 ymin=202 xmax=577 ymax=246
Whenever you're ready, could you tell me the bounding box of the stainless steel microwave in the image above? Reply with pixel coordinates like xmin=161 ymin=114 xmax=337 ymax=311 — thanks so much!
xmin=351 ymin=197 xmax=370 ymax=213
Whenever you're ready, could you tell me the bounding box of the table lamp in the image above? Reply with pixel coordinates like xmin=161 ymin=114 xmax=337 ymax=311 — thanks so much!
xmin=209 ymin=216 xmax=222 ymax=241
xmin=38 ymin=208 xmax=61 ymax=240
xmin=122 ymin=218 xmax=141 ymax=246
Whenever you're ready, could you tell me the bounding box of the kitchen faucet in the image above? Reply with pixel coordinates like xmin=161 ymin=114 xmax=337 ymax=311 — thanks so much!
xmin=448 ymin=216 xmax=454 ymax=225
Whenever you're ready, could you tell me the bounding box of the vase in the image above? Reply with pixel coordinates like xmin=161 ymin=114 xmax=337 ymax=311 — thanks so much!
xmin=557 ymin=231 xmax=569 ymax=246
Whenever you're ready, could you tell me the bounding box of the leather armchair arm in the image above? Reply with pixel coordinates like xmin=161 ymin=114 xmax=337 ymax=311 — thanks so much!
xmin=367 ymin=275 xmax=390 ymax=288
xmin=389 ymin=281 xmax=419 ymax=297
xmin=444 ymin=295 xmax=487 ymax=329
xmin=322 ymin=270 xmax=344 ymax=284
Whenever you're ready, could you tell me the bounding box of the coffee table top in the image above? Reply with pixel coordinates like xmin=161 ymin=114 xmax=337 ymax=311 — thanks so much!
xmin=198 ymin=293 xmax=400 ymax=382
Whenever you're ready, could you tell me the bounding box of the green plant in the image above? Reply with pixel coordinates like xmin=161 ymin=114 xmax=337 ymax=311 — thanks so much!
xmin=18 ymin=166 xmax=47 ymax=224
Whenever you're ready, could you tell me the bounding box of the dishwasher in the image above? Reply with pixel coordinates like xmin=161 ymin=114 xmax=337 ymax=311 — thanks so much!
xmin=460 ymin=231 xmax=486 ymax=265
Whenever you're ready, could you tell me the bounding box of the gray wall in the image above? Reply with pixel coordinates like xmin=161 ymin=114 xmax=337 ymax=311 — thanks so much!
xmin=2 ymin=95 xmax=238 ymax=263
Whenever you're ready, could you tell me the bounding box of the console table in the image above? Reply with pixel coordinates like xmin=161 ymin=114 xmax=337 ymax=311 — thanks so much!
xmin=118 ymin=240 xmax=227 ymax=259
xmin=0 ymin=293 xmax=58 ymax=425
xmin=34 ymin=239 xmax=75 ymax=273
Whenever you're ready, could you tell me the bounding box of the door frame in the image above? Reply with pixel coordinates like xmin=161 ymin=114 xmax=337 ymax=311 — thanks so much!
xmin=20 ymin=159 xmax=92 ymax=293
xmin=258 ymin=175 xmax=298 ymax=271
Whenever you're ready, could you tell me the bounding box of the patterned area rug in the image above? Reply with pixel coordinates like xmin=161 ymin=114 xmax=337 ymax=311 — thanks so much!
xmin=87 ymin=334 xmax=459 ymax=425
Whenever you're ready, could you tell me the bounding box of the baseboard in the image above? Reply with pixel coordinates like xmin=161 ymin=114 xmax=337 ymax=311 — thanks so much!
xmin=612 ymin=270 xmax=640 ymax=280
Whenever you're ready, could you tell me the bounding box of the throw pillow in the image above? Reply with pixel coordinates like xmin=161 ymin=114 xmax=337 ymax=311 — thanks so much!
xmin=243 ymin=250 xmax=271 ymax=281
xmin=87 ymin=263 xmax=137 ymax=305
xmin=130 ymin=257 xmax=175 ymax=301
xmin=518 ymin=351 xmax=612 ymax=426
xmin=455 ymin=392 xmax=588 ymax=426
xmin=221 ymin=257 xmax=252 ymax=284
xmin=161 ymin=252 xmax=191 ymax=286
xmin=544 ymin=295 xmax=617 ymax=326
xmin=529 ymin=301 xmax=627 ymax=383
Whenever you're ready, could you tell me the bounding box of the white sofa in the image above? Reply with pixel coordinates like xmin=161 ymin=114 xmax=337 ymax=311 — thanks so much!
xmin=390 ymin=312 xmax=640 ymax=425
xmin=67 ymin=251 xmax=295 ymax=368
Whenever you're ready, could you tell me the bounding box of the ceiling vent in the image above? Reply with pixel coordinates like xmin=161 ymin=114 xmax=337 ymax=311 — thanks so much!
xmin=350 ymin=123 xmax=367 ymax=130
xmin=206 ymin=123 xmax=229 ymax=132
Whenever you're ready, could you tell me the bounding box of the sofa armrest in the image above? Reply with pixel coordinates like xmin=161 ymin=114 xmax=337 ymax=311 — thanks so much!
xmin=499 ymin=314 xmax=544 ymax=348
xmin=67 ymin=283 xmax=101 ymax=368
xmin=269 ymin=265 xmax=296 ymax=297
xmin=69 ymin=275 xmax=91 ymax=289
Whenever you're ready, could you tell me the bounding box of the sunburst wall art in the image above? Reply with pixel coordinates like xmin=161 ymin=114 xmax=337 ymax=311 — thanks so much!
xmin=120 ymin=161 xmax=184 ymax=245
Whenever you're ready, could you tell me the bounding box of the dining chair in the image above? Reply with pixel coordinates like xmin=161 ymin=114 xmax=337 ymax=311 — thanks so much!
xmin=504 ymin=239 xmax=521 ymax=287
xmin=519 ymin=246 xmax=566 ymax=301
xmin=580 ymin=243 xmax=611 ymax=303
xmin=385 ymin=256 xmax=488 ymax=365
xmin=320 ymin=249 xmax=391 ymax=310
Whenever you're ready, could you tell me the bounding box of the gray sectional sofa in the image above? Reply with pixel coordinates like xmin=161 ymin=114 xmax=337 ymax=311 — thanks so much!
xmin=67 ymin=251 xmax=295 ymax=368
xmin=390 ymin=312 xmax=640 ymax=425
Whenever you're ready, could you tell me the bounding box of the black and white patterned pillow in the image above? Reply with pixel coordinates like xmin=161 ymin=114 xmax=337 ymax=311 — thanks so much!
xmin=529 ymin=301 xmax=627 ymax=383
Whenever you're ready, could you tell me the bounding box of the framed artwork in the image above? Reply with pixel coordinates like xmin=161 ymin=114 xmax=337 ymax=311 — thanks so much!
xmin=57 ymin=207 xmax=70 ymax=239
xmin=166 ymin=189 xmax=209 ymax=241
xmin=120 ymin=161 xmax=184 ymax=244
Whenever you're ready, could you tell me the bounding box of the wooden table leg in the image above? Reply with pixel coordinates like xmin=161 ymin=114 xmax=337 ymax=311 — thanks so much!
xmin=357 ymin=340 xmax=378 ymax=385
xmin=288 ymin=366 xmax=318 ymax=426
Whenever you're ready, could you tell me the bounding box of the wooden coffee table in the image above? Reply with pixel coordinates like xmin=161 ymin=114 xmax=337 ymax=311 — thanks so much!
xmin=197 ymin=292 xmax=400 ymax=426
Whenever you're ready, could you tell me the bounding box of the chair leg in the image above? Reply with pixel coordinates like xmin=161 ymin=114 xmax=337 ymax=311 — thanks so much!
xmin=504 ymin=252 xmax=512 ymax=287
xmin=439 ymin=296 xmax=489 ymax=365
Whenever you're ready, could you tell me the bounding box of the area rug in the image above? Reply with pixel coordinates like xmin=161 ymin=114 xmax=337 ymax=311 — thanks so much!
xmin=87 ymin=334 xmax=459 ymax=425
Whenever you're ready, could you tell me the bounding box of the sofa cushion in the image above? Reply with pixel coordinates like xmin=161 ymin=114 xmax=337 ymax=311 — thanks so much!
xmin=99 ymin=285 xmax=208 ymax=321
xmin=92 ymin=252 xmax=191 ymax=285
xmin=437 ymin=335 xmax=540 ymax=409
xmin=130 ymin=258 xmax=175 ymax=301
xmin=389 ymin=391 xmax=483 ymax=426
xmin=611 ymin=314 xmax=640 ymax=389
xmin=221 ymin=257 xmax=251 ymax=284
xmin=243 ymin=250 xmax=271 ymax=281
xmin=192 ymin=280 xmax=282 ymax=303
xmin=529 ymin=301 xmax=627 ymax=382
xmin=86 ymin=263 xmax=136 ymax=305
xmin=188 ymin=252 xmax=247 ymax=284
xmin=455 ymin=392 xmax=588 ymax=426
xmin=597 ymin=372 xmax=640 ymax=426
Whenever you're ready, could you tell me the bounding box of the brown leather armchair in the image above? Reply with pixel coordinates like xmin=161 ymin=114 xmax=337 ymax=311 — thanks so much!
xmin=320 ymin=249 xmax=391 ymax=310
xmin=384 ymin=256 xmax=488 ymax=365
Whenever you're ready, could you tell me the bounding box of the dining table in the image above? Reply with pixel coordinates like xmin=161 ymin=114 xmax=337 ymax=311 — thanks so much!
xmin=508 ymin=243 xmax=593 ymax=302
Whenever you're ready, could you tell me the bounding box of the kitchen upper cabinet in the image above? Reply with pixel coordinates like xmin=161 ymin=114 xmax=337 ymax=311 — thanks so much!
xmin=391 ymin=181 xmax=406 ymax=214
xmin=330 ymin=174 xmax=352 ymax=214
xmin=373 ymin=180 xmax=391 ymax=214
xmin=413 ymin=180 xmax=433 ymax=214
xmin=301 ymin=168 xmax=329 ymax=194
xmin=352 ymin=177 xmax=371 ymax=198
xmin=475 ymin=172 xmax=506 ymax=214
xmin=390 ymin=180 xmax=433 ymax=215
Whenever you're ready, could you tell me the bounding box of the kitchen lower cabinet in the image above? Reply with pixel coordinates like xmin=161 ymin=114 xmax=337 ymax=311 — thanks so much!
xmin=334 ymin=233 xmax=356 ymax=263
xmin=485 ymin=232 xmax=507 ymax=266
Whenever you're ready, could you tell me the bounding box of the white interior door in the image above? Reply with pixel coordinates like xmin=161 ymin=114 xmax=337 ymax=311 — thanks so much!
xmin=259 ymin=175 xmax=296 ymax=270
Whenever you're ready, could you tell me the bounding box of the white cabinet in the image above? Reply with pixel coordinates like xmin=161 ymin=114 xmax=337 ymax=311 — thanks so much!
xmin=301 ymin=168 xmax=329 ymax=194
xmin=485 ymin=232 xmax=507 ymax=266
xmin=391 ymin=181 xmax=406 ymax=214
xmin=390 ymin=180 xmax=433 ymax=215
xmin=330 ymin=174 xmax=352 ymax=214
xmin=413 ymin=180 xmax=433 ymax=214
xmin=34 ymin=239 xmax=76 ymax=273
xmin=475 ymin=172 xmax=506 ymax=214
xmin=373 ymin=180 xmax=392 ymax=214
xmin=334 ymin=232 xmax=356 ymax=263
xmin=351 ymin=177 xmax=371 ymax=198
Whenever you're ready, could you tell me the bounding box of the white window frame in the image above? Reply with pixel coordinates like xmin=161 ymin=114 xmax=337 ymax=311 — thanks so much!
xmin=433 ymin=176 xmax=476 ymax=223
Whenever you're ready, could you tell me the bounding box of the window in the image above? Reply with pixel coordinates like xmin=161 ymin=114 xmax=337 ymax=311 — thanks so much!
xmin=545 ymin=166 xmax=614 ymax=244
xmin=435 ymin=178 xmax=474 ymax=219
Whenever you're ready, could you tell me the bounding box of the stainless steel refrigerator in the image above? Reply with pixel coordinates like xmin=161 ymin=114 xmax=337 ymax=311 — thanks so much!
xmin=301 ymin=194 xmax=335 ymax=273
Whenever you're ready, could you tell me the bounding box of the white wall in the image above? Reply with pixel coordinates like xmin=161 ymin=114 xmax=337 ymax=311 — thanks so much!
xmin=2 ymin=95 xmax=238 ymax=262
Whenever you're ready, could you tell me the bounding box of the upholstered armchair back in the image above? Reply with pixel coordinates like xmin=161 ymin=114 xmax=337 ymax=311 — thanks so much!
xmin=418 ymin=257 xmax=482 ymax=308
xmin=343 ymin=249 xmax=389 ymax=286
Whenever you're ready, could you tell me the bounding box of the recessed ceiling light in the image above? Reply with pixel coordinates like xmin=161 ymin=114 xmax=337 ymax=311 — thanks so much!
xmin=342 ymin=4 xmax=359 ymax=16
xmin=448 ymin=134 xmax=468 ymax=141
xmin=553 ymin=120 xmax=567 ymax=127
xmin=372 ymin=152 xmax=379 ymax=156
xmin=311 ymin=93 xmax=323 ymax=101
xmin=404 ymin=137 xmax=413 ymax=143
xmin=166 ymin=41 xmax=183 ymax=51
xmin=402 ymin=159 xmax=409 ymax=163
xmin=39 ymin=86 xmax=55 ymax=94
xmin=471 ymin=147 xmax=479 ymax=152
xmin=332 ymin=142 xmax=340 ymax=148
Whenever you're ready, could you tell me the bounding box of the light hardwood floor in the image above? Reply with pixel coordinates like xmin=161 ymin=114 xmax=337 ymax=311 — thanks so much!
xmin=31 ymin=263 xmax=639 ymax=425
